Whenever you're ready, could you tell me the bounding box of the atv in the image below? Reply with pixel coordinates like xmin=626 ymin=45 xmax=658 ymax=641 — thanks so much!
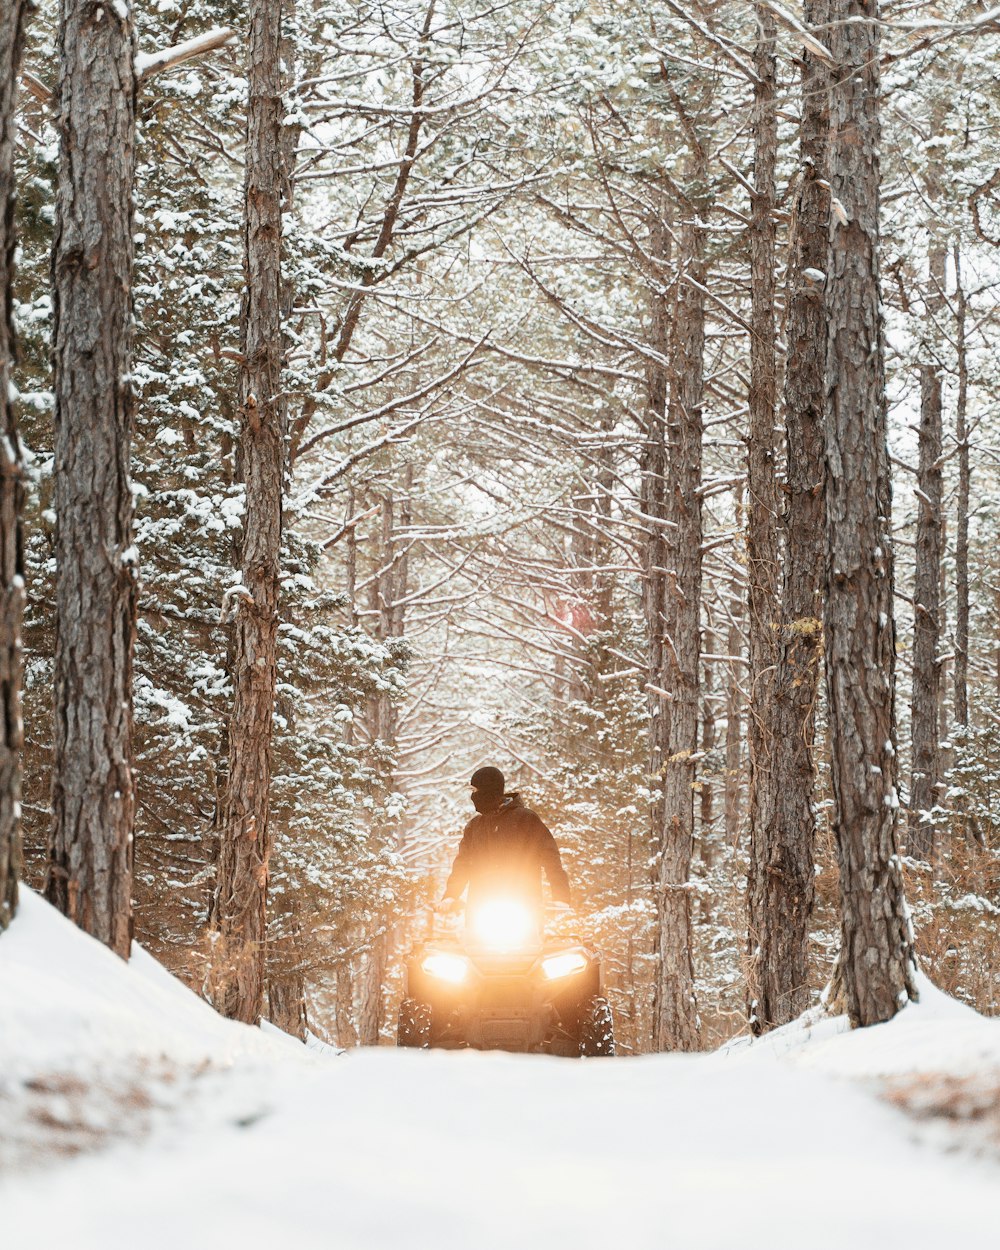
xmin=397 ymin=898 xmax=615 ymax=1057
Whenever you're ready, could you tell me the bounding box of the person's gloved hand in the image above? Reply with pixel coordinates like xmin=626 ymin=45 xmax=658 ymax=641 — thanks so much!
xmin=436 ymin=896 xmax=462 ymax=915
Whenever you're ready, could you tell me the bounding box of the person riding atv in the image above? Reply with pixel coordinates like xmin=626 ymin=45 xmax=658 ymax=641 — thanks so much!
xmin=397 ymin=766 xmax=615 ymax=1056
xmin=438 ymin=766 xmax=572 ymax=919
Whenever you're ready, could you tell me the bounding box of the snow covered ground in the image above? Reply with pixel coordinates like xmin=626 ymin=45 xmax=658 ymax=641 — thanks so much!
xmin=3 ymin=890 xmax=1000 ymax=1250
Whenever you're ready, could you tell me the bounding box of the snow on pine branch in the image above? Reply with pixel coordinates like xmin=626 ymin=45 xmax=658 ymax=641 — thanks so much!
xmin=22 ymin=28 xmax=237 ymax=106
xmin=135 ymin=28 xmax=237 ymax=82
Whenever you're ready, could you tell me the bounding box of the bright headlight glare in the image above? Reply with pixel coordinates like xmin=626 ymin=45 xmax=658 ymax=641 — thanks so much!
xmin=469 ymin=900 xmax=536 ymax=951
xmin=421 ymin=952 xmax=469 ymax=983
xmin=542 ymin=950 xmax=588 ymax=980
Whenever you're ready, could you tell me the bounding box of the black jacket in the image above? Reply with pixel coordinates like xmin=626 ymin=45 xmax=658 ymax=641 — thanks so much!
xmin=443 ymin=793 xmax=571 ymax=908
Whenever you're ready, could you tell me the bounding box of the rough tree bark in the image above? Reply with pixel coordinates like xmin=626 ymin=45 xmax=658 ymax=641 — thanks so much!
xmin=950 ymin=245 xmax=979 ymax=844
xmin=640 ymin=223 xmax=670 ymax=755
xmin=744 ymin=2 xmax=783 ymax=1033
xmin=724 ymin=559 xmax=744 ymax=846
xmin=699 ymin=640 xmax=716 ymax=865
xmin=640 ymin=213 xmax=671 ymax=1047
xmin=747 ymin=0 xmax=830 ymax=1032
xmin=907 ymin=243 xmax=945 ymax=859
xmin=355 ymin=945 xmax=383 ymax=1047
xmin=952 ymin=244 xmax=970 ymax=731
xmin=824 ymin=0 xmax=917 ymax=1026
xmin=210 ymin=0 xmax=286 ymax=1023
xmin=46 ymin=0 xmax=138 ymax=959
xmin=355 ymin=477 xmax=412 ymax=1046
xmin=907 ymin=87 xmax=948 ymax=861
xmin=264 ymin=0 xmax=309 ymax=1040
xmin=654 ymin=197 xmax=706 ymax=1053
xmin=268 ymin=911 xmax=308 ymax=1039
xmin=593 ymin=409 xmax=617 ymax=636
xmin=0 ymin=0 xmax=30 ymax=935
xmin=367 ymin=481 xmax=410 ymax=748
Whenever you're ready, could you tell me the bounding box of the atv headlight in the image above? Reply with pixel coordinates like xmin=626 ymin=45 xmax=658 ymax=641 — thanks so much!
xmin=421 ymin=952 xmax=469 ymax=983
xmin=541 ymin=950 xmax=589 ymax=980
xmin=469 ymin=900 xmax=537 ymax=951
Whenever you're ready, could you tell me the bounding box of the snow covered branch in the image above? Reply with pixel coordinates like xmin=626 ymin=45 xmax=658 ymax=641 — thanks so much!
xmin=135 ymin=27 xmax=237 ymax=82
xmin=22 ymin=27 xmax=236 ymax=106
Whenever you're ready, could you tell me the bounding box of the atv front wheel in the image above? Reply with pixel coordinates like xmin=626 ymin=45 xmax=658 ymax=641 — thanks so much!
xmin=578 ymin=996 xmax=615 ymax=1057
xmin=397 ymin=997 xmax=432 ymax=1048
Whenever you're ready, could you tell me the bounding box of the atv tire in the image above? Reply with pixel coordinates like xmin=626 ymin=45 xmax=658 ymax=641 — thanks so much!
xmin=578 ymin=995 xmax=615 ymax=1057
xmin=397 ymin=997 xmax=432 ymax=1048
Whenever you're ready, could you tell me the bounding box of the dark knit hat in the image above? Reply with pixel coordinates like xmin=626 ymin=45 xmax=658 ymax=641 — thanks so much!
xmin=470 ymin=766 xmax=505 ymax=797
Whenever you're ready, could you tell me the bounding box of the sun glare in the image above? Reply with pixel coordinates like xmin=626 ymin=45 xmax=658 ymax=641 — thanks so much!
xmin=468 ymin=900 xmax=537 ymax=951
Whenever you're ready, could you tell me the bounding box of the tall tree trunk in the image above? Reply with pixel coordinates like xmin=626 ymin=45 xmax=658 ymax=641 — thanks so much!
xmin=953 ymin=245 xmax=970 ymax=731
xmin=264 ymin=0 xmax=310 ymax=1037
xmin=268 ymin=973 xmax=308 ymax=1039
xmin=724 ymin=564 xmax=744 ymax=846
xmin=355 ymin=936 xmax=385 ymax=1046
xmin=748 ymin=0 xmax=830 ymax=1032
xmin=210 ymin=0 xmax=286 ymax=1023
xmin=641 ymin=215 xmax=671 ymax=1049
xmin=907 ymin=242 xmax=945 ymax=859
xmin=641 ymin=214 xmax=670 ymax=1047
xmin=358 ymin=471 xmax=410 ymax=1045
xmin=0 ymin=0 xmax=30 ymax=934
xmin=699 ymin=639 xmax=716 ymax=863
xmin=824 ymin=0 xmax=916 ymax=1026
xmin=594 ymin=409 xmax=616 ymax=633
xmin=47 ymin=0 xmax=138 ymax=959
xmin=744 ymin=2 xmax=783 ymax=1033
xmin=950 ymin=245 xmax=979 ymax=845
xmin=335 ymin=962 xmax=359 ymax=1048
xmin=368 ymin=486 xmax=408 ymax=748
xmin=654 ymin=203 xmax=706 ymax=1052
xmin=268 ymin=907 xmax=308 ymax=1040
xmin=698 ymin=644 xmax=716 ymax=924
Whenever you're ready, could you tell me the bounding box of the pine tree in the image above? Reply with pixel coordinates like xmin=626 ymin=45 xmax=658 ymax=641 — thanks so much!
xmin=908 ymin=97 xmax=948 ymax=861
xmin=744 ymin=0 xmax=782 ymax=1033
xmin=654 ymin=168 xmax=708 ymax=1053
xmin=46 ymin=0 xmax=138 ymax=957
xmin=824 ymin=0 xmax=916 ymax=1026
xmin=209 ymin=0 xmax=287 ymax=1023
xmin=952 ymin=245 xmax=971 ymax=736
xmin=747 ymin=0 xmax=830 ymax=1032
xmin=0 ymin=0 xmax=31 ymax=934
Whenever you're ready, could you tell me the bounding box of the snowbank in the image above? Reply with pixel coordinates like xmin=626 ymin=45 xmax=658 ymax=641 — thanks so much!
xmin=2 ymin=891 xmax=1000 ymax=1250
xmin=0 ymin=889 xmax=287 ymax=1081
xmin=725 ymin=972 xmax=1000 ymax=1078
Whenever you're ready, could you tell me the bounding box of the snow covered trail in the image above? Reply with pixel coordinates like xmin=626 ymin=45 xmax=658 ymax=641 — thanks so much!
xmin=3 ymin=892 xmax=1000 ymax=1250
